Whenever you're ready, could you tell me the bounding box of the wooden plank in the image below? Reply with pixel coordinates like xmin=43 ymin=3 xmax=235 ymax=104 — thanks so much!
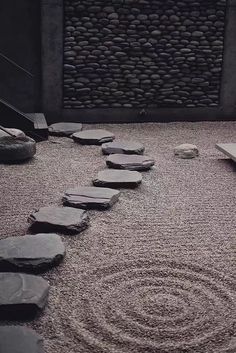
xmin=216 ymin=143 xmax=236 ymax=162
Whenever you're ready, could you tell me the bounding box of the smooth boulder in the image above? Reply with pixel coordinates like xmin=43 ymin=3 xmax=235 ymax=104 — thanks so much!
xmin=63 ymin=186 xmax=120 ymax=210
xmin=28 ymin=206 xmax=89 ymax=235
xmin=174 ymin=144 xmax=199 ymax=159
xmin=0 ymin=136 xmax=36 ymax=162
xmin=106 ymin=154 xmax=155 ymax=171
xmin=93 ymin=169 xmax=142 ymax=188
xmin=0 ymin=233 xmax=65 ymax=272
xmin=0 ymin=272 xmax=49 ymax=319
xmin=102 ymin=140 xmax=144 ymax=155
xmin=72 ymin=129 xmax=115 ymax=145
xmin=49 ymin=122 xmax=82 ymax=136
xmin=0 ymin=128 xmax=25 ymax=138
xmin=0 ymin=326 xmax=44 ymax=353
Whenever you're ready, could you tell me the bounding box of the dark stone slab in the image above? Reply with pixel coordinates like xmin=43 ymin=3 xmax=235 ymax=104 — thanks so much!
xmin=216 ymin=143 xmax=236 ymax=162
xmin=0 ymin=273 xmax=49 ymax=320
xmin=0 ymin=136 xmax=36 ymax=163
xmin=72 ymin=129 xmax=115 ymax=145
xmin=102 ymin=141 xmax=145 ymax=155
xmin=28 ymin=206 xmax=89 ymax=235
xmin=106 ymin=154 xmax=155 ymax=171
xmin=0 ymin=233 xmax=65 ymax=273
xmin=0 ymin=326 xmax=44 ymax=353
xmin=93 ymin=169 xmax=142 ymax=188
xmin=63 ymin=186 xmax=120 ymax=210
xmin=49 ymin=122 xmax=82 ymax=136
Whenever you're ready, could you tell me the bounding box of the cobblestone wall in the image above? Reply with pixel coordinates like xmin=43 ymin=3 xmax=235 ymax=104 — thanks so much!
xmin=63 ymin=0 xmax=227 ymax=109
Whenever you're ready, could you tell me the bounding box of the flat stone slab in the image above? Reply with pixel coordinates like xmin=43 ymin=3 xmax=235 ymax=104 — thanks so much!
xmin=102 ymin=140 xmax=145 ymax=155
xmin=63 ymin=186 xmax=120 ymax=210
xmin=28 ymin=206 xmax=89 ymax=235
xmin=0 ymin=136 xmax=36 ymax=162
xmin=72 ymin=129 xmax=115 ymax=145
xmin=49 ymin=122 xmax=82 ymax=136
xmin=174 ymin=143 xmax=199 ymax=159
xmin=93 ymin=169 xmax=142 ymax=188
xmin=216 ymin=143 xmax=236 ymax=162
xmin=0 ymin=273 xmax=49 ymax=319
xmin=0 ymin=233 xmax=65 ymax=272
xmin=106 ymin=154 xmax=155 ymax=171
xmin=0 ymin=326 xmax=44 ymax=353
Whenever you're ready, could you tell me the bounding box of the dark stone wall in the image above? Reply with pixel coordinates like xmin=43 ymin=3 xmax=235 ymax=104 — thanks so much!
xmin=63 ymin=0 xmax=227 ymax=110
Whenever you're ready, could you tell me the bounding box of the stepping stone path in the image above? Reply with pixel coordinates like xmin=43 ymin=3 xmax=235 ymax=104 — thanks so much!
xmin=0 ymin=136 xmax=36 ymax=162
xmin=28 ymin=206 xmax=89 ymax=235
xmin=93 ymin=169 xmax=142 ymax=188
xmin=174 ymin=143 xmax=199 ymax=159
xmin=63 ymin=186 xmax=120 ymax=210
xmin=0 ymin=326 xmax=44 ymax=353
xmin=102 ymin=140 xmax=145 ymax=155
xmin=0 ymin=273 xmax=49 ymax=319
xmin=49 ymin=122 xmax=82 ymax=136
xmin=216 ymin=143 xmax=236 ymax=162
xmin=72 ymin=129 xmax=115 ymax=145
xmin=106 ymin=154 xmax=155 ymax=171
xmin=0 ymin=233 xmax=65 ymax=272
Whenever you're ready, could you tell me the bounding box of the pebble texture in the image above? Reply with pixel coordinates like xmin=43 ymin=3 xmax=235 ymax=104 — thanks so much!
xmin=28 ymin=206 xmax=89 ymax=235
xmin=63 ymin=186 xmax=120 ymax=209
xmin=0 ymin=233 xmax=65 ymax=272
xmin=64 ymin=0 xmax=226 ymax=109
xmin=0 ymin=326 xmax=44 ymax=353
xmin=49 ymin=122 xmax=83 ymax=136
xmin=93 ymin=169 xmax=142 ymax=188
xmin=102 ymin=140 xmax=144 ymax=155
xmin=106 ymin=153 xmax=155 ymax=170
xmin=174 ymin=143 xmax=199 ymax=158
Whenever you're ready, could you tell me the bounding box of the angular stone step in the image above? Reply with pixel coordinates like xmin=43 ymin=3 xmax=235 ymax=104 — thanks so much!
xmin=49 ymin=122 xmax=82 ymax=136
xmin=216 ymin=143 xmax=236 ymax=162
xmin=106 ymin=154 xmax=155 ymax=171
xmin=102 ymin=140 xmax=144 ymax=155
xmin=0 ymin=233 xmax=65 ymax=273
xmin=0 ymin=326 xmax=44 ymax=353
xmin=72 ymin=129 xmax=115 ymax=145
xmin=0 ymin=273 xmax=49 ymax=320
xmin=28 ymin=206 xmax=89 ymax=235
xmin=63 ymin=186 xmax=120 ymax=210
xmin=93 ymin=169 xmax=142 ymax=188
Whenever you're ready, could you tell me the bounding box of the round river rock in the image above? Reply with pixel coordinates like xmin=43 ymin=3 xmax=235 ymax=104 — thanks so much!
xmin=0 ymin=136 xmax=36 ymax=163
xmin=72 ymin=129 xmax=115 ymax=145
xmin=49 ymin=122 xmax=83 ymax=136
xmin=63 ymin=186 xmax=120 ymax=210
xmin=93 ymin=169 xmax=142 ymax=188
xmin=174 ymin=143 xmax=199 ymax=159
xmin=102 ymin=140 xmax=145 ymax=155
xmin=106 ymin=154 xmax=155 ymax=171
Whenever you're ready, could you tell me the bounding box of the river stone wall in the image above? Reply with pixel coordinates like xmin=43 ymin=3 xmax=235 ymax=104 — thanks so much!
xmin=63 ymin=0 xmax=227 ymax=109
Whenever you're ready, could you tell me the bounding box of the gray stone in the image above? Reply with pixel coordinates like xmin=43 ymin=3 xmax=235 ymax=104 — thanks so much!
xmin=0 ymin=273 xmax=49 ymax=319
xmin=0 ymin=128 xmax=25 ymax=138
xmin=106 ymin=154 xmax=155 ymax=171
xmin=93 ymin=169 xmax=142 ymax=188
xmin=0 ymin=233 xmax=65 ymax=272
xmin=49 ymin=122 xmax=83 ymax=136
xmin=216 ymin=143 xmax=236 ymax=162
xmin=174 ymin=144 xmax=199 ymax=159
xmin=72 ymin=129 xmax=115 ymax=145
xmin=0 ymin=326 xmax=44 ymax=353
xmin=63 ymin=186 xmax=120 ymax=210
xmin=28 ymin=206 xmax=89 ymax=235
xmin=0 ymin=136 xmax=36 ymax=163
xmin=102 ymin=141 xmax=145 ymax=155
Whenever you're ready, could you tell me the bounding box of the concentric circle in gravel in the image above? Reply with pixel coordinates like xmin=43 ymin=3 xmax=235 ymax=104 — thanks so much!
xmin=62 ymin=259 xmax=236 ymax=353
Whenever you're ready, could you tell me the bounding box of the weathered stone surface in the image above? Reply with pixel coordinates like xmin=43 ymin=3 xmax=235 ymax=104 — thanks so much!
xmin=174 ymin=144 xmax=199 ymax=159
xmin=0 ymin=136 xmax=36 ymax=162
xmin=49 ymin=122 xmax=83 ymax=136
xmin=216 ymin=143 xmax=236 ymax=162
xmin=102 ymin=141 xmax=145 ymax=155
xmin=72 ymin=129 xmax=115 ymax=145
xmin=0 ymin=326 xmax=44 ymax=353
xmin=93 ymin=169 xmax=142 ymax=188
xmin=0 ymin=128 xmax=25 ymax=138
xmin=0 ymin=273 xmax=49 ymax=319
xmin=106 ymin=154 xmax=155 ymax=171
xmin=0 ymin=233 xmax=65 ymax=272
xmin=63 ymin=186 xmax=120 ymax=210
xmin=28 ymin=206 xmax=89 ymax=235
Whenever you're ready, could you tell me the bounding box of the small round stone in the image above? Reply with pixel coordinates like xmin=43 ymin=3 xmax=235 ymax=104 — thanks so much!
xmin=174 ymin=144 xmax=199 ymax=159
xmin=102 ymin=141 xmax=145 ymax=155
xmin=93 ymin=169 xmax=142 ymax=188
xmin=0 ymin=136 xmax=36 ymax=163
xmin=49 ymin=122 xmax=83 ymax=136
xmin=72 ymin=129 xmax=115 ymax=145
xmin=106 ymin=154 xmax=155 ymax=171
